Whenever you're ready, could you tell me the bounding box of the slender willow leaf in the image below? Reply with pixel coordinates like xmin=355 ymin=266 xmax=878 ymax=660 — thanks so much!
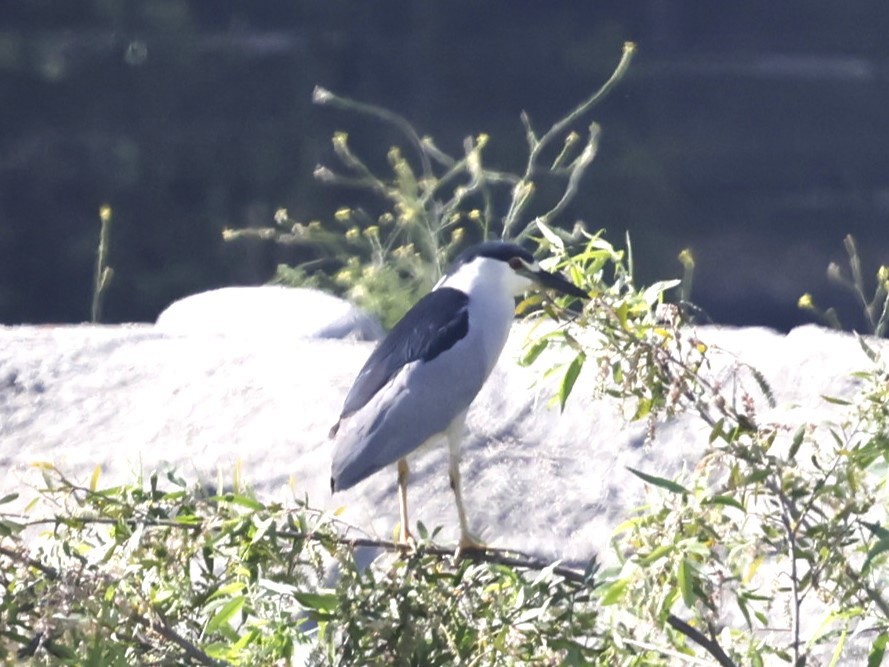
xmin=211 ymin=494 xmax=264 ymax=511
xmin=205 ymin=595 xmax=245 ymax=634
xmin=638 ymin=544 xmax=673 ymax=565
xmin=788 ymin=425 xmax=806 ymax=461
xmin=868 ymin=632 xmax=888 ymax=667
xmin=598 ymin=578 xmax=628 ymax=606
xmin=704 ymin=495 xmax=745 ymax=511
xmin=627 ymin=467 xmax=690 ymax=495
xmin=294 ymin=591 xmax=339 ymax=613
xmin=828 ymin=629 xmax=847 ymax=667
xmin=521 ymin=338 xmax=549 ymax=366
xmin=536 ymin=218 xmax=565 ymax=251
xmin=677 ymin=558 xmax=696 ymax=608
xmin=821 ymin=395 xmax=852 ymax=406
xmin=857 ymin=332 xmax=880 ymax=364
xmin=559 ymin=353 xmax=585 ymax=412
xmin=862 ymin=522 xmax=889 ymax=574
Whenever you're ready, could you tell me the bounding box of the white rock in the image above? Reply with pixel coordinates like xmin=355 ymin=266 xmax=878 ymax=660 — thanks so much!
xmin=155 ymin=286 xmax=384 ymax=341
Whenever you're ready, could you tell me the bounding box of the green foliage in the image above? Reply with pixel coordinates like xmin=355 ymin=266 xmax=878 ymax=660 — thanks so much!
xmin=331 ymin=550 xmax=600 ymax=665
xmin=225 ymin=43 xmax=635 ymax=327
xmin=799 ymin=234 xmax=889 ymax=337
xmin=264 ymin=205 xmax=454 ymax=329
xmin=0 ymin=467 xmax=603 ymax=665
xmin=520 ymin=223 xmax=692 ymax=432
xmin=538 ymin=236 xmax=889 ymax=664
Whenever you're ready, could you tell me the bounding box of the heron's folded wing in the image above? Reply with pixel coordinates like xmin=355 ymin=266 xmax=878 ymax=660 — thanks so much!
xmin=339 ymin=287 xmax=469 ymax=420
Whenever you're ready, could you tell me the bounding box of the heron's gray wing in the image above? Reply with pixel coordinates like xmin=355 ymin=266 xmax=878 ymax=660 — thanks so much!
xmin=338 ymin=287 xmax=469 ymax=420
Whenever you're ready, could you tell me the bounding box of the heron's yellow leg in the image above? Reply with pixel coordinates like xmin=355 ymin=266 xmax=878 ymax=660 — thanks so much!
xmin=447 ymin=429 xmax=485 ymax=551
xmin=397 ymin=458 xmax=413 ymax=545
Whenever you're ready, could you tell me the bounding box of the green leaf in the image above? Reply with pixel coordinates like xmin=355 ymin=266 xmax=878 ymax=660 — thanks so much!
xmin=638 ymin=544 xmax=673 ymax=565
xmin=708 ymin=418 xmax=726 ymax=444
xmin=520 ymin=338 xmax=549 ymax=366
xmin=559 ymin=353 xmax=585 ymax=412
xmin=213 ymin=493 xmax=264 ymax=511
xmin=258 ymin=578 xmax=298 ymax=596
xmin=627 ymin=467 xmax=690 ymax=495
xmin=174 ymin=514 xmax=202 ymax=526
xmin=704 ymin=495 xmax=745 ymax=511
xmin=741 ymin=469 xmax=770 ymax=486
xmin=205 ymin=595 xmax=245 ymax=634
xmin=515 ymin=293 xmax=543 ymax=316
xmin=560 ymin=329 xmax=585 ymax=352
xmin=0 ymin=492 xmax=19 ymax=505
xmin=828 ymin=628 xmax=847 ymax=667
xmin=788 ymin=424 xmax=806 ymax=460
xmin=677 ymin=558 xmax=696 ymax=608
xmin=208 ymin=582 xmax=247 ymax=601
xmin=294 ymin=591 xmax=339 ymax=613
xmin=0 ymin=518 xmax=24 ymax=536
xmin=742 ymin=363 xmax=776 ymax=408
xmin=614 ymin=302 xmax=629 ymax=329
xmin=250 ymin=516 xmax=275 ymax=545
xmin=631 ymin=397 xmax=652 ymax=421
xmin=821 ymin=395 xmax=852 ymax=406
xmin=640 ymin=279 xmax=681 ymax=306
xmin=857 ymin=332 xmax=880 ymax=364
xmin=862 ymin=522 xmax=889 ymax=574
xmin=598 ymin=577 xmax=629 ymax=606
xmin=536 ymin=218 xmax=565 ymax=252
xmin=231 ymin=628 xmax=261 ymax=652
xmin=736 ymin=594 xmax=753 ymax=628
xmin=868 ymin=632 xmax=888 ymax=667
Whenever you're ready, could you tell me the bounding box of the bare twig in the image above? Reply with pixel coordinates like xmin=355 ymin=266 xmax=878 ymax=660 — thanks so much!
xmin=666 ymin=614 xmax=738 ymax=667
xmin=277 ymin=528 xmax=603 ymax=586
xmin=0 ymin=544 xmax=57 ymax=579
xmin=136 ymin=611 xmax=227 ymax=667
xmin=501 ymin=41 xmax=636 ymax=240
xmin=91 ymin=204 xmax=114 ymax=323
xmin=772 ymin=481 xmax=803 ymax=666
xmin=845 ymin=563 xmax=889 ymax=618
xmin=529 ymin=122 xmax=601 ymax=238
xmin=313 ymin=86 xmax=433 ymax=185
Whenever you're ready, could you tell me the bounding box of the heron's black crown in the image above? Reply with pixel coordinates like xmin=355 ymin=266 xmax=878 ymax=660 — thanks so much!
xmin=448 ymin=241 xmax=533 ymax=274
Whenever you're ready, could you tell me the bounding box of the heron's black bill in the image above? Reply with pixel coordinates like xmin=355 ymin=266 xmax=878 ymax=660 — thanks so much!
xmin=534 ymin=269 xmax=588 ymax=299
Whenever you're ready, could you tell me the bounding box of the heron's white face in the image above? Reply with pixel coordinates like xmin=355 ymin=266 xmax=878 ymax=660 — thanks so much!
xmin=436 ymin=245 xmax=587 ymax=300
xmin=504 ymin=256 xmax=543 ymax=296
xmin=437 ymin=255 xmax=537 ymax=298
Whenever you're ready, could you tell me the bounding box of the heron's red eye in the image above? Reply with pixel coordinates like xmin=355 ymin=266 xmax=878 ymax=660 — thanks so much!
xmin=508 ymin=257 xmax=523 ymax=270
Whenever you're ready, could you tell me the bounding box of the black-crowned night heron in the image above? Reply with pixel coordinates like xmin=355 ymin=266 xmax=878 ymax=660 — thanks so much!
xmin=329 ymin=241 xmax=587 ymax=549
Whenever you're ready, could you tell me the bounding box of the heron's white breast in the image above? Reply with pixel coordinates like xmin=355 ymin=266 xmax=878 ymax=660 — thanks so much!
xmin=440 ymin=257 xmax=524 ymax=374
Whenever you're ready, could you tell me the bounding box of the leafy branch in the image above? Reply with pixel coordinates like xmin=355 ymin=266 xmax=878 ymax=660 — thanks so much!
xmin=0 ymin=463 xmax=753 ymax=666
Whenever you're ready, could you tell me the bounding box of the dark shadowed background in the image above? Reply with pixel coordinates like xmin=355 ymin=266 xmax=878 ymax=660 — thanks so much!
xmin=2 ymin=1 xmax=887 ymax=330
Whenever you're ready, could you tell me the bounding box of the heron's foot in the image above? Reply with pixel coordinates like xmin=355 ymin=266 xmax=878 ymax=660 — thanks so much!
xmin=397 ymin=524 xmax=418 ymax=551
xmin=455 ymin=529 xmax=487 ymax=558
